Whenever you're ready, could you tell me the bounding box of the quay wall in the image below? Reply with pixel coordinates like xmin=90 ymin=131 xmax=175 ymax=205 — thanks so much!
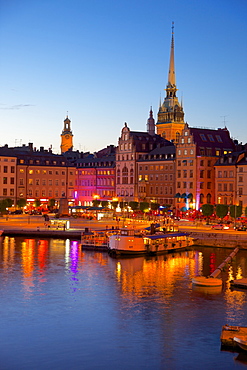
xmin=190 ymin=232 xmax=247 ymax=249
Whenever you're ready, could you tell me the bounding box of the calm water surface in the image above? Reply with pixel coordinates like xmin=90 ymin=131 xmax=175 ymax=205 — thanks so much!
xmin=0 ymin=236 xmax=247 ymax=369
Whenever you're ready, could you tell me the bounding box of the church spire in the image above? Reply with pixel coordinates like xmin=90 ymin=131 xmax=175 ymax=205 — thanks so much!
xmin=156 ymin=23 xmax=185 ymax=142
xmin=168 ymin=22 xmax=176 ymax=88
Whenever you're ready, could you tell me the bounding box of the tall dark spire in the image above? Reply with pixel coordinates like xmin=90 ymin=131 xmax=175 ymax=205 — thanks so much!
xmin=168 ymin=21 xmax=176 ymax=88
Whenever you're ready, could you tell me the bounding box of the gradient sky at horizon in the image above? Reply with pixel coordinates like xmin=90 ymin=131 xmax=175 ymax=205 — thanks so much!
xmin=0 ymin=0 xmax=246 ymax=154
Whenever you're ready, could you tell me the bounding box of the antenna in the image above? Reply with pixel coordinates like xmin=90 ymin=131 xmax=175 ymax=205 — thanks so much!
xmin=220 ymin=115 xmax=228 ymax=126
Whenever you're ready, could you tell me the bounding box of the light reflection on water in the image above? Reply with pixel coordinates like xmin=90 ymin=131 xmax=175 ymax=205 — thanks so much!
xmin=0 ymin=237 xmax=247 ymax=369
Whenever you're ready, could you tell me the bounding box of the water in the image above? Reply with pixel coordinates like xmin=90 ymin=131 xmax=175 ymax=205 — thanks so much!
xmin=0 ymin=236 xmax=247 ymax=369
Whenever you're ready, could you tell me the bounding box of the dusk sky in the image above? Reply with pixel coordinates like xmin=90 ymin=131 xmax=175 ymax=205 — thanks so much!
xmin=0 ymin=0 xmax=246 ymax=154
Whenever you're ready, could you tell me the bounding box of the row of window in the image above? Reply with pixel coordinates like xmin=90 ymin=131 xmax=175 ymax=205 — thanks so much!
xmin=3 ymin=177 xmax=15 ymax=184
xmin=0 ymin=166 xmax=15 ymax=173
xmin=19 ymin=179 xmax=73 ymax=186
xmin=141 ymin=186 xmax=173 ymax=195
xmin=19 ymin=169 xmax=72 ymax=175
xmin=19 ymin=159 xmax=66 ymax=165
xmin=139 ymin=165 xmax=173 ymax=171
xmin=139 ymin=174 xmax=173 ymax=181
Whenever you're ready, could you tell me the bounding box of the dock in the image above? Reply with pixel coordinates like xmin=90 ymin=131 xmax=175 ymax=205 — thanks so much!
xmin=221 ymin=325 xmax=247 ymax=348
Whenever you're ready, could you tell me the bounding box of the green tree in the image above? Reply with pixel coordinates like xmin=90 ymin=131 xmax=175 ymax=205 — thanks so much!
xmin=111 ymin=201 xmax=118 ymax=210
xmin=229 ymin=205 xmax=242 ymax=219
xmin=129 ymin=201 xmax=139 ymax=211
xmin=119 ymin=201 xmax=128 ymax=210
xmin=17 ymin=198 xmax=26 ymax=209
xmin=216 ymin=204 xmax=228 ymax=220
xmin=150 ymin=202 xmax=160 ymax=211
xmin=101 ymin=201 xmax=109 ymax=208
xmin=34 ymin=199 xmax=41 ymax=208
xmin=201 ymin=204 xmax=214 ymax=217
xmin=140 ymin=202 xmax=149 ymax=213
xmin=48 ymin=198 xmax=56 ymax=209
xmin=0 ymin=199 xmax=8 ymax=214
xmin=92 ymin=199 xmax=100 ymax=207
xmin=5 ymin=198 xmax=13 ymax=208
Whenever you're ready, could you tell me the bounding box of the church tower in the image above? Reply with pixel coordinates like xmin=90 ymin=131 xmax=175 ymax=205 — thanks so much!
xmin=60 ymin=116 xmax=73 ymax=153
xmin=156 ymin=23 xmax=185 ymax=143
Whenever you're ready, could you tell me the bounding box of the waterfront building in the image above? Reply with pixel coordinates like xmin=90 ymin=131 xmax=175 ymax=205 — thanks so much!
xmin=0 ymin=144 xmax=76 ymax=209
xmin=75 ymin=146 xmax=116 ymax=206
xmin=0 ymin=149 xmax=17 ymax=202
xmin=137 ymin=144 xmax=176 ymax=208
xmin=214 ymin=150 xmax=247 ymax=209
xmin=116 ymin=113 xmax=171 ymax=203
xmin=156 ymin=23 xmax=185 ymax=142
xmin=60 ymin=116 xmax=73 ymax=153
xmin=175 ymin=124 xmax=235 ymax=215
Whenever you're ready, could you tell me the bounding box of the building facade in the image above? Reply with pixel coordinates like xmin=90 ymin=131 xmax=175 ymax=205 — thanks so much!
xmin=175 ymin=124 xmax=235 ymax=214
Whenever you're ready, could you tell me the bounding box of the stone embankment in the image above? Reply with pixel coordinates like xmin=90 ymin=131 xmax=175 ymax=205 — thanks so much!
xmin=190 ymin=231 xmax=247 ymax=249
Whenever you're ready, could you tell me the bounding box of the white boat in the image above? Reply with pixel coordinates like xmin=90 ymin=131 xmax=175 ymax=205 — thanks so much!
xmin=108 ymin=228 xmax=194 ymax=256
xmin=233 ymin=337 xmax=247 ymax=351
xmin=192 ymin=276 xmax=222 ymax=287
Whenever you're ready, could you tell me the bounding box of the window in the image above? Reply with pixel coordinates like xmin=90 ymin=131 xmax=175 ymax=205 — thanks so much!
xmin=10 ymin=189 xmax=14 ymax=196
xmin=218 ymin=183 xmax=222 ymax=191
xmin=190 ymin=170 xmax=193 ymax=178
xmin=199 ymin=148 xmax=205 ymax=155
xmin=184 ymin=150 xmax=187 ymax=155
xmin=200 ymin=160 xmax=204 ymax=166
xmin=239 ymin=176 xmax=243 ymax=182
xmin=239 ymin=167 xmax=243 ymax=173
xmin=188 ymin=138 xmax=191 ymax=143
xmin=29 ymin=170 xmax=33 ymax=174
xmin=177 ymin=160 xmax=181 ymax=166
xmin=29 ymin=179 xmax=33 ymax=185
xmin=200 ymin=182 xmax=204 ymax=189
xmin=36 ymin=179 xmax=40 ymax=185
xmin=3 ymin=189 xmax=7 ymax=196
xmin=3 ymin=177 xmax=7 ymax=184
xmin=11 ymin=166 xmax=15 ymax=173
xmin=218 ymin=171 xmax=222 ymax=178
xmin=122 ymin=167 xmax=128 ymax=184
xmin=177 ymin=170 xmax=181 ymax=178
xmin=215 ymin=150 xmax=220 ymax=156
xmin=223 ymin=183 xmax=227 ymax=191
xmin=10 ymin=177 xmax=14 ymax=184
xmin=200 ymin=170 xmax=204 ymax=178
xmin=216 ymin=135 xmax=223 ymax=143
xmin=3 ymin=166 xmax=7 ymax=173
xmin=190 ymin=149 xmax=193 ymax=154
xmin=200 ymin=134 xmax=207 ymax=142
xmin=19 ymin=169 xmax=24 ymax=173
xmin=207 ymin=134 xmax=214 ymax=142
xmin=207 ymin=182 xmax=211 ymax=189
xmin=224 ymin=171 xmax=227 ymax=178
xmin=178 ymin=150 xmax=181 ymax=155
xmin=20 ymin=178 xmax=24 ymax=185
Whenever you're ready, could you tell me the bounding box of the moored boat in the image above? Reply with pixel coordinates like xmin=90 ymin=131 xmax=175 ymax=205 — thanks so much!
xmin=108 ymin=228 xmax=194 ymax=256
xmin=233 ymin=337 xmax=247 ymax=351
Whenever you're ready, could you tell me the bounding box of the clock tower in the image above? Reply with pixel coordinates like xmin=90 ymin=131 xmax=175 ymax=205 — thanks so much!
xmin=60 ymin=116 xmax=73 ymax=153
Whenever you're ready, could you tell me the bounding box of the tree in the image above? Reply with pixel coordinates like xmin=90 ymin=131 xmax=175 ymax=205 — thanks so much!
xmin=0 ymin=199 xmax=8 ymax=214
xmin=201 ymin=204 xmax=214 ymax=217
xmin=17 ymin=198 xmax=26 ymax=209
xmin=229 ymin=205 xmax=242 ymax=219
xmin=140 ymin=202 xmax=149 ymax=213
xmin=5 ymin=198 xmax=13 ymax=208
xmin=101 ymin=201 xmax=109 ymax=208
xmin=129 ymin=201 xmax=139 ymax=211
xmin=92 ymin=199 xmax=100 ymax=207
xmin=150 ymin=202 xmax=160 ymax=211
xmin=216 ymin=204 xmax=228 ymax=220
xmin=34 ymin=199 xmax=41 ymax=208
xmin=111 ymin=201 xmax=118 ymax=210
xmin=245 ymin=206 xmax=247 ymax=217
xmin=48 ymin=198 xmax=56 ymax=209
xmin=119 ymin=201 xmax=128 ymax=210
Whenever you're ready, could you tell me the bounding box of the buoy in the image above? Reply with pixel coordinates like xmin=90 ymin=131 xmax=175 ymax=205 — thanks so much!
xmin=192 ymin=276 xmax=222 ymax=287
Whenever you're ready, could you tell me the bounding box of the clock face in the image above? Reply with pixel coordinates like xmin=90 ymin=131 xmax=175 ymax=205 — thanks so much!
xmin=65 ymin=135 xmax=70 ymax=139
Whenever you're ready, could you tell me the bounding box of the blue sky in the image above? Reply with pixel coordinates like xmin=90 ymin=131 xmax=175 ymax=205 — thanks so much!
xmin=0 ymin=0 xmax=246 ymax=153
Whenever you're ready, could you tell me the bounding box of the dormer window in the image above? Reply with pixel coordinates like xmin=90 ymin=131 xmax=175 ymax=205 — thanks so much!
xmin=184 ymin=131 xmax=188 ymax=136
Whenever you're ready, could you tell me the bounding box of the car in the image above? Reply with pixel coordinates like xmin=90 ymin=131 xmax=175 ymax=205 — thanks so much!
xmin=235 ymin=225 xmax=247 ymax=231
xmin=211 ymin=224 xmax=229 ymax=230
xmin=10 ymin=210 xmax=23 ymax=215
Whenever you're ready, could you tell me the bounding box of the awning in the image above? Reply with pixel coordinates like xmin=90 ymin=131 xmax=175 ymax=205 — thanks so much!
xmin=145 ymin=232 xmax=189 ymax=240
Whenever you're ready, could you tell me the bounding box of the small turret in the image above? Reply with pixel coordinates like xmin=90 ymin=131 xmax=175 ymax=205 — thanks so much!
xmin=147 ymin=107 xmax=155 ymax=136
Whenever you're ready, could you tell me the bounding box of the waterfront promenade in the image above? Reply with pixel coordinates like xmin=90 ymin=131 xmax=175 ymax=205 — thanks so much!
xmin=0 ymin=215 xmax=247 ymax=248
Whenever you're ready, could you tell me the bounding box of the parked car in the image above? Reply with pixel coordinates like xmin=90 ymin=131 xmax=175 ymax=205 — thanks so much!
xmin=10 ymin=210 xmax=22 ymax=214
xmin=211 ymin=224 xmax=229 ymax=230
xmin=235 ymin=225 xmax=247 ymax=231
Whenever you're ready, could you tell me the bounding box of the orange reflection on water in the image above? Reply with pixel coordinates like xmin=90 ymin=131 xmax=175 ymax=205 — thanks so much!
xmin=117 ymin=251 xmax=196 ymax=299
xmin=21 ymin=239 xmax=35 ymax=294
xmin=2 ymin=237 xmax=15 ymax=272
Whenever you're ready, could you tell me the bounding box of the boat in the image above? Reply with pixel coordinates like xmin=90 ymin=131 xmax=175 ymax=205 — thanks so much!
xmin=192 ymin=276 xmax=222 ymax=287
xmin=230 ymin=278 xmax=247 ymax=289
xmin=233 ymin=337 xmax=247 ymax=351
xmin=108 ymin=228 xmax=194 ymax=256
xmin=81 ymin=229 xmax=115 ymax=251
